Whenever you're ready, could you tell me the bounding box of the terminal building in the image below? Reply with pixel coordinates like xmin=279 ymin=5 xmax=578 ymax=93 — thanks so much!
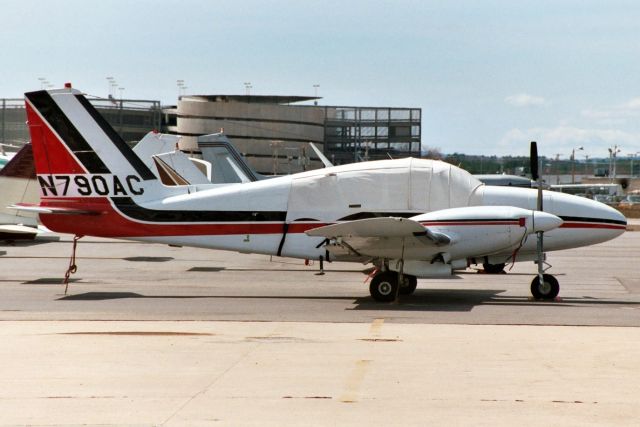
xmin=1 ymin=93 xmax=421 ymax=175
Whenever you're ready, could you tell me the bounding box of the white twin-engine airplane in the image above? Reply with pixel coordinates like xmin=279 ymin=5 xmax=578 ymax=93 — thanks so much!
xmin=16 ymin=86 xmax=627 ymax=302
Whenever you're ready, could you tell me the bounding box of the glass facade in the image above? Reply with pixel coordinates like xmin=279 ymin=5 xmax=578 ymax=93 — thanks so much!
xmin=323 ymin=106 xmax=421 ymax=164
xmin=0 ymin=97 xmax=162 ymax=153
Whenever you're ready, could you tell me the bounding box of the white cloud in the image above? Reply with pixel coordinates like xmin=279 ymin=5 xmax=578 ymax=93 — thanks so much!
xmin=498 ymin=126 xmax=640 ymax=157
xmin=622 ymin=97 xmax=640 ymax=109
xmin=504 ymin=93 xmax=547 ymax=107
xmin=581 ymin=97 xmax=640 ymax=124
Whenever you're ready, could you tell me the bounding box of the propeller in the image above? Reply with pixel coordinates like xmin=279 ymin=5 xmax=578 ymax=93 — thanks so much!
xmin=530 ymin=141 xmax=542 ymax=210
xmin=530 ymin=141 xmax=545 ymax=288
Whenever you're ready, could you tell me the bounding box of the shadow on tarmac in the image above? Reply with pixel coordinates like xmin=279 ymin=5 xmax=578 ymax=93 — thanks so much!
xmin=123 ymin=256 xmax=174 ymax=262
xmin=352 ymin=289 xmax=505 ymax=312
xmin=56 ymin=290 xmax=640 ymax=313
xmin=57 ymin=292 xmax=357 ymax=301
xmin=187 ymin=267 xmax=367 ymax=273
xmin=22 ymin=278 xmax=81 ymax=285
xmin=352 ymin=290 xmax=640 ymax=312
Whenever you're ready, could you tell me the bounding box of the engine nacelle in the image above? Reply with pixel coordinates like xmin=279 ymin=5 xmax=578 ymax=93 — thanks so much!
xmin=411 ymin=206 xmax=562 ymax=261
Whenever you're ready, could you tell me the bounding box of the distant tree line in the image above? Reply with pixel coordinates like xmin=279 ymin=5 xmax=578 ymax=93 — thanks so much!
xmin=420 ymin=148 xmax=637 ymax=176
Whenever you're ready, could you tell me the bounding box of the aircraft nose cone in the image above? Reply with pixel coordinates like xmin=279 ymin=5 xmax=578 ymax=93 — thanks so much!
xmin=532 ymin=211 xmax=563 ymax=233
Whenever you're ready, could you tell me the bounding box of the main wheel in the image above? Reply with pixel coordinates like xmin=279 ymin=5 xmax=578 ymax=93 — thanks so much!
xmin=369 ymin=272 xmax=399 ymax=302
xmin=530 ymin=274 xmax=560 ymax=300
xmin=399 ymin=275 xmax=418 ymax=295
xmin=483 ymin=263 xmax=506 ymax=274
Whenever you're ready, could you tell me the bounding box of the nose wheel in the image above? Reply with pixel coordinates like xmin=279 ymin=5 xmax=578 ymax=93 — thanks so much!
xmin=530 ymin=274 xmax=559 ymax=300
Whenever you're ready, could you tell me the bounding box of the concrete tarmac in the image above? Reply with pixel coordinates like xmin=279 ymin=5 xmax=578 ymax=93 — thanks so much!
xmin=1 ymin=321 xmax=639 ymax=426
xmin=2 ymin=232 xmax=640 ymax=325
xmin=1 ymin=230 xmax=640 ymax=425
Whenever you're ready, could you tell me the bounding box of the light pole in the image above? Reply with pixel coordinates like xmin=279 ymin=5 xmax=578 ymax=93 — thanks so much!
xmin=106 ymin=76 xmax=115 ymax=97
xmin=177 ymin=80 xmax=186 ymax=97
xmin=313 ymin=84 xmax=320 ymax=105
xmin=107 ymin=78 xmax=118 ymax=100
xmin=554 ymin=153 xmax=561 ymax=184
xmin=570 ymin=146 xmax=583 ymax=184
xmin=244 ymin=82 xmax=252 ymax=95
xmin=608 ymin=145 xmax=621 ymax=180
xmin=38 ymin=77 xmax=48 ymax=89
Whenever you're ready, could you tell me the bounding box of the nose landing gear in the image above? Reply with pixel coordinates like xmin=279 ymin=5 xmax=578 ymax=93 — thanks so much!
xmin=530 ymin=274 xmax=559 ymax=300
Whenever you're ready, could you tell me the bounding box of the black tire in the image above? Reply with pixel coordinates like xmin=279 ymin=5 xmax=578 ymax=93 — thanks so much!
xmin=530 ymin=274 xmax=560 ymax=300
xmin=369 ymin=272 xmax=399 ymax=302
xmin=483 ymin=263 xmax=506 ymax=274
xmin=399 ymin=275 xmax=418 ymax=295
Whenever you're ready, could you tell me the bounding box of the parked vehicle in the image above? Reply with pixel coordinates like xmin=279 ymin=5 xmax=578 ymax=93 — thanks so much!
xmin=619 ymin=195 xmax=640 ymax=208
xmin=593 ymin=194 xmax=619 ymax=206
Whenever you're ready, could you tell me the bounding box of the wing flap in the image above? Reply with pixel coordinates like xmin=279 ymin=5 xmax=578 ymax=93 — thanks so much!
xmin=306 ymin=216 xmax=451 ymax=246
xmin=306 ymin=217 xmax=425 ymax=238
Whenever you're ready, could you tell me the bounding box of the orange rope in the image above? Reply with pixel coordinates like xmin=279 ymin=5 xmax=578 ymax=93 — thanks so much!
xmin=63 ymin=235 xmax=82 ymax=294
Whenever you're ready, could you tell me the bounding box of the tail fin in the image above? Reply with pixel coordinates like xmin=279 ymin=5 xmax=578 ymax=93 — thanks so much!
xmin=25 ymin=87 xmax=157 ymax=200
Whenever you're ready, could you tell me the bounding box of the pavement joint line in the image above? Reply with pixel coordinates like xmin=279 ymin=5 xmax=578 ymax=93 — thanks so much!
xmin=159 ymin=332 xmax=263 ymax=426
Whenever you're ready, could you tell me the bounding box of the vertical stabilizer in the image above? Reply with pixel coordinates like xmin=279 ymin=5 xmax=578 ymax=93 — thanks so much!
xmin=24 ymin=87 xmax=163 ymax=201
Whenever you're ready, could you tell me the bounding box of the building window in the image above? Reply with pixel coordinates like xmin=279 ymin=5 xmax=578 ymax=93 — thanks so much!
xmin=389 ymin=126 xmax=411 ymax=137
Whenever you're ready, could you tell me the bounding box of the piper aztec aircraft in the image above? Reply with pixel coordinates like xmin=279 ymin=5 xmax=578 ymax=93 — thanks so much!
xmin=15 ymin=85 xmax=627 ymax=302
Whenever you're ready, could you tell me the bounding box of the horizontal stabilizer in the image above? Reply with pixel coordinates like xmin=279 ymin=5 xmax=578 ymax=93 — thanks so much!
xmin=8 ymin=203 xmax=101 ymax=216
xmin=153 ymin=151 xmax=211 ymax=185
xmin=0 ymin=224 xmax=38 ymax=235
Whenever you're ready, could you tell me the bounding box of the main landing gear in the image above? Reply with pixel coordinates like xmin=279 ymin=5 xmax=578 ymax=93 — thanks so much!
xmin=530 ymin=274 xmax=559 ymax=300
xmin=482 ymin=262 xmax=506 ymax=274
xmin=369 ymin=271 xmax=417 ymax=302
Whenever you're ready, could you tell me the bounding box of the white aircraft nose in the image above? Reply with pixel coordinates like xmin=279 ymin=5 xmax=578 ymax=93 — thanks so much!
xmin=532 ymin=211 xmax=563 ymax=233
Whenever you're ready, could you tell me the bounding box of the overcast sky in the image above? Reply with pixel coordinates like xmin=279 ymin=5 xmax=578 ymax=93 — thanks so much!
xmin=2 ymin=0 xmax=640 ymax=158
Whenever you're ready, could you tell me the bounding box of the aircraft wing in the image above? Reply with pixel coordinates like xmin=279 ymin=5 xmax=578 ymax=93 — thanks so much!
xmin=306 ymin=217 xmax=451 ymax=246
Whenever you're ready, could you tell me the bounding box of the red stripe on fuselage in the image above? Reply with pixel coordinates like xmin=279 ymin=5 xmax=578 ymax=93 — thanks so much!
xmin=38 ymin=197 xmax=328 ymax=237
xmin=421 ymin=220 xmax=625 ymax=230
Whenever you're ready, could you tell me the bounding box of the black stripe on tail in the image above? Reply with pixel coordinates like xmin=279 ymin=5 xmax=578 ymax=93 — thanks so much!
xmin=25 ymin=90 xmax=109 ymax=174
xmin=74 ymin=95 xmax=155 ymax=180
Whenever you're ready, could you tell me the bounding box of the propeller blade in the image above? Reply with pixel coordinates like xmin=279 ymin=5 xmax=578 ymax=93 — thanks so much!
xmin=531 ymin=141 xmax=545 ymax=287
xmin=530 ymin=141 xmax=539 ymax=181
